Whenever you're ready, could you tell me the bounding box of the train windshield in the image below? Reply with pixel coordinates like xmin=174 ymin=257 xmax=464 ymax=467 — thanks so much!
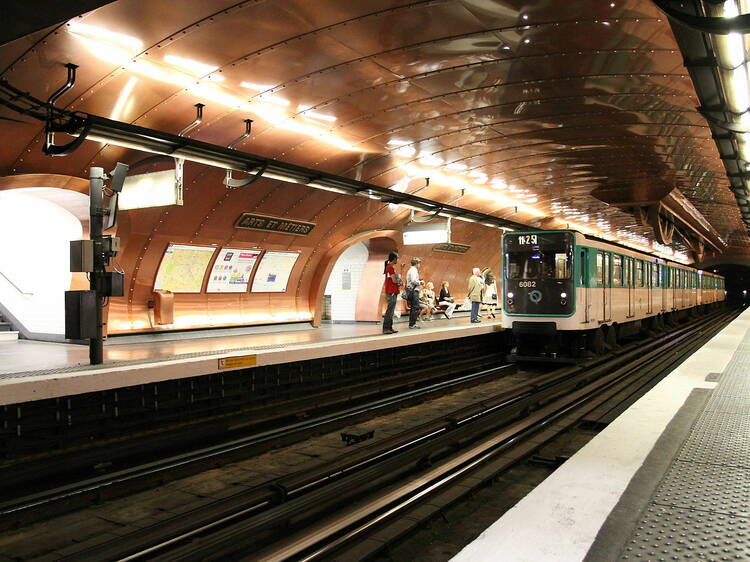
xmin=505 ymin=233 xmax=572 ymax=280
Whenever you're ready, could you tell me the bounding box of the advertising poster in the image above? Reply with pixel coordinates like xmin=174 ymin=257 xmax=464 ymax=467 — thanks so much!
xmin=250 ymin=251 xmax=300 ymax=293
xmin=154 ymin=244 xmax=216 ymax=293
xmin=206 ymin=248 xmax=261 ymax=293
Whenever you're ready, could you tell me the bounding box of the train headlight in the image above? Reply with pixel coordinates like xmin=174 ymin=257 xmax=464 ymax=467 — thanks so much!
xmin=507 ymin=292 xmax=514 ymax=298
xmin=560 ymin=292 xmax=567 ymax=298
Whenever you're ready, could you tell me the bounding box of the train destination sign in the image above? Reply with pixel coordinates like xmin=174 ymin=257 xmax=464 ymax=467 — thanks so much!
xmin=433 ymin=242 xmax=471 ymax=254
xmin=235 ymin=213 xmax=315 ymax=236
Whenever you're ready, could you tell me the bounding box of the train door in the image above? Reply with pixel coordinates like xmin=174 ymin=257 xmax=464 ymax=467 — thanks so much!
xmin=656 ymin=264 xmax=664 ymax=312
xmin=603 ymin=252 xmax=612 ymax=321
xmin=682 ymin=270 xmax=686 ymax=308
xmin=646 ymin=262 xmax=653 ymax=314
xmin=580 ymin=247 xmax=589 ymax=324
xmin=626 ymin=258 xmax=634 ymax=318
xmin=666 ymin=267 xmax=673 ymax=310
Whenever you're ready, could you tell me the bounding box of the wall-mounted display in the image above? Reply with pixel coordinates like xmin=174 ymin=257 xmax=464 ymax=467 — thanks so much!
xmin=154 ymin=243 xmax=216 ymax=293
xmin=251 ymin=251 xmax=300 ymax=293
xmin=206 ymin=248 xmax=261 ymax=293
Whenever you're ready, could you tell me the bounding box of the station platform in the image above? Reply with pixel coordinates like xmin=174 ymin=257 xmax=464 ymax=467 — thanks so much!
xmin=0 ymin=313 xmax=502 ymax=406
xmin=453 ymin=307 xmax=750 ymax=561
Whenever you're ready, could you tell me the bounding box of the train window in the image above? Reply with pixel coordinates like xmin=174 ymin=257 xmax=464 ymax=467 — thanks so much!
xmin=597 ymin=252 xmax=604 ymax=286
xmin=636 ymin=260 xmax=643 ymax=287
xmin=553 ymin=253 xmax=569 ymax=279
xmin=506 ymin=250 xmax=571 ymax=280
xmin=613 ymin=255 xmax=623 ymax=287
xmin=625 ymin=259 xmax=632 ymax=287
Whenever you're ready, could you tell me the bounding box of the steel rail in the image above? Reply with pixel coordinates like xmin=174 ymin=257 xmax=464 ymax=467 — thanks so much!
xmin=63 ymin=307 xmax=731 ymax=561
xmin=0 ymin=362 xmax=518 ymax=528
xmin=141 ymin=309 xmax=734 ymax=561
xmin=266 ymin=308 xmax=738 ymax=561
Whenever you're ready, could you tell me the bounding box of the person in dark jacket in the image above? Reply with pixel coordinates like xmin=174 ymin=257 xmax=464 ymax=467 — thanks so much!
xmin=438 ymin=281 xmax=457 ymax=318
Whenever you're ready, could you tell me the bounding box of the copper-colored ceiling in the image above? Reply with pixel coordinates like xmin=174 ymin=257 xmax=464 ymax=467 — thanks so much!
xmin=0 ymin=0 xmax=746 ymax=258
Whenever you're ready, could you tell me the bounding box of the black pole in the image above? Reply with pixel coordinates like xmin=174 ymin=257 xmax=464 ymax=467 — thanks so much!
xmin=89 ymin=167 xmax=105 ymax=365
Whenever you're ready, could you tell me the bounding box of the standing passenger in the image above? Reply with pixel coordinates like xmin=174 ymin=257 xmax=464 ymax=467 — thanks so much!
xmin=406 ymin=258 xmax=422 ymax=329
xmin=468 ymin=267 xmax=484 ymax=323
xmin=382 ymin=251 xmax=400 ymax=334
xmin=482 ymin=268 xmax=498 ymax=319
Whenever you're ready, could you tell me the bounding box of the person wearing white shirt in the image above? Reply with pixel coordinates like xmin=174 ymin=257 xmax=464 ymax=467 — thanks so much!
xmin=405 ymin=257 xmax=422 ymax=328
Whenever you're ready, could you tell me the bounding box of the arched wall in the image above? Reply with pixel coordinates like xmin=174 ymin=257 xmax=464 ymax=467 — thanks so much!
xmin=0 ymin=190 xmax=84 ymax=338
xmin=324 ymin=242 xmax=370 ymax=322
xmin=0 ymin=169 xmax=505 ymax=334
xmin=355 ymin=237 xmax=399 ymax=323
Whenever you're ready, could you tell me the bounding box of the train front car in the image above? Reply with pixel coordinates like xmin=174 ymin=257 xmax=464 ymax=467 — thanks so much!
xmin=502 ymin=231 xmax=575 ymax=359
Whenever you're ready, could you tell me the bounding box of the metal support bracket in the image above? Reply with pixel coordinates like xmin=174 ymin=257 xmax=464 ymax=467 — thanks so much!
xmin=224 ymin=162 xmax=268 ymax=189
xmin=178 ymin=103 xmax=204 ymax=137
xmin=44 ymin=63 xmax=92 ymax=156
xmin=224 ymin=119 xmax=261 ymax=188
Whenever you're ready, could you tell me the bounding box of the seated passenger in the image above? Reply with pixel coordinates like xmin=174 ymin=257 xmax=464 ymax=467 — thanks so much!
xmin=418 ymin=280 xmax=432 ymax=321
xmin=424 ymin=282 xmax=439 ymax=321
xmin=438 ymin=281 xmax=457 ymax=318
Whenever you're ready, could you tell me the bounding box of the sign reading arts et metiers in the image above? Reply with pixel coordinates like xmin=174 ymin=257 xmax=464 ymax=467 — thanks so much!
xmin=235 ymin=213 xmax=316 ymax=236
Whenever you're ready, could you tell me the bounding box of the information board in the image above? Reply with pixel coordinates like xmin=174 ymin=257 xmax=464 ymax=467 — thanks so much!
xmin=206 ymin=248 xmax=261 ymax=293
xmin=154 ymin=244 xmax=216 ymax=293
xmin=250 ymin=251 xmax=300 ymax=293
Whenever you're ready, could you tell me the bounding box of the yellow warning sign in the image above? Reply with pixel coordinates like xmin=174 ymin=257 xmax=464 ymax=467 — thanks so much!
xmin=218 ymin=354 xmax=257 ymax=370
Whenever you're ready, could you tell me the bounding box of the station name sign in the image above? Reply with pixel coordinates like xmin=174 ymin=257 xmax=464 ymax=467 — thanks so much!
xmin=235 ymin=213 xmax=316 ymax=236
xmin=433 ymin=242 xmax=470 ymax=254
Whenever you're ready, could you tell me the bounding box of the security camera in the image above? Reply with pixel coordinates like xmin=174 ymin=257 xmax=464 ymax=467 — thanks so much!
xmin=109 ymin=162 xmax=130 ymax=193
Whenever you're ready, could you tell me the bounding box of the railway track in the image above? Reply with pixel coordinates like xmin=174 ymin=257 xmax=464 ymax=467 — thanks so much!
xmin=50 ymin=305 xmax=737 ymax=561
xmin=0 ymin=361 xmax=519 ymax=529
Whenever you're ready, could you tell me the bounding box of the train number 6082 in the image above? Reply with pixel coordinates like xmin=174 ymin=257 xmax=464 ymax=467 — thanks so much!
xmin=519 ymin=281 xmax=537 ymax=288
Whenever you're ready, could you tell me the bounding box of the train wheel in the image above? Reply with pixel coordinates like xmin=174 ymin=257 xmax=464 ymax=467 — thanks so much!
xmin=589 ymin=327 xmax=606 ymax=355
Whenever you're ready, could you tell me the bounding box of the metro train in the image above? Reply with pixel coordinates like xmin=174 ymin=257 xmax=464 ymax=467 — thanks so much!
xmin=500 ymin=230 xmax=726 ymax=358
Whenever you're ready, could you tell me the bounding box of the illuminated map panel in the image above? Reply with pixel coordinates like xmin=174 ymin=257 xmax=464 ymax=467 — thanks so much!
xmin=206 ymin=248 xmax=261 ymax=293
xmin=251 ymin=251 xmax=300 ymax=293
xmin=154 ymin=244 xmax=216 ymax=293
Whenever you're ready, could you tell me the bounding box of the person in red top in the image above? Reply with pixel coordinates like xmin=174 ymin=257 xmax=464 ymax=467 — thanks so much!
xmin=383 ymin=251 xmax=401 ymax=334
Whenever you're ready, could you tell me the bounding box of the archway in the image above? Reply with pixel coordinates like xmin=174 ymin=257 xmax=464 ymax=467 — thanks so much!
xmin=0 ymin=188 xmax=88 ymax=340
xmin=309 ymin=230 xmax=400 ymax=327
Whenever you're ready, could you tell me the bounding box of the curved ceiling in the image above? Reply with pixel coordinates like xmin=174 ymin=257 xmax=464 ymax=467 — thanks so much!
xmin=0 ymin=0 xmax=746 ymax=262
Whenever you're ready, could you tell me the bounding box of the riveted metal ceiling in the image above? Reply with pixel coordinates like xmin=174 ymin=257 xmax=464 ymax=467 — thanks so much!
xmin=0 ymin=0 xmax=747 ymax=261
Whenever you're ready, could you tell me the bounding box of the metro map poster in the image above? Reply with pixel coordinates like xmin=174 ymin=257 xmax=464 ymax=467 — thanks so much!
xmin=154 ymin=244 xmax=216 ymax=293
xmin=206 ymin=248 xmax=261 ymax=293
xmin=251 ymin=251 xmax=300 ymax=293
